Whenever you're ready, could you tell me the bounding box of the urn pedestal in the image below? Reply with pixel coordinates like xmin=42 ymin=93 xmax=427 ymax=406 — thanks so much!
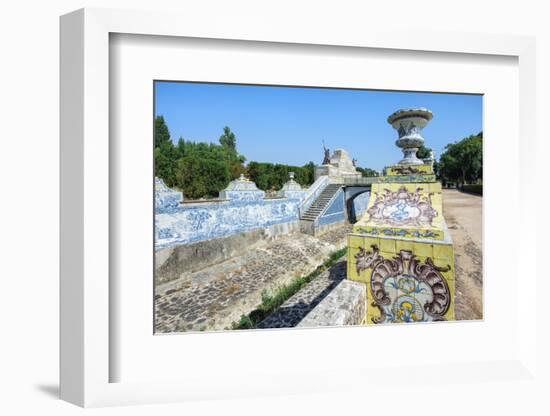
xmin=346 ymin=108 xmax=455 ymax=324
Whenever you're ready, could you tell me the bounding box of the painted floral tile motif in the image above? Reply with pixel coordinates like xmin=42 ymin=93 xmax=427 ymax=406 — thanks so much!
xmin=366 ymin=185 xmax=438 ymax=228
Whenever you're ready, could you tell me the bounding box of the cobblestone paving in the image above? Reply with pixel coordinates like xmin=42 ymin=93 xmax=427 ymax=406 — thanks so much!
xmin=257 ymin=259 xmax=347 ymax=328
xmin=155 ymin=225 xmax=352 ymax=333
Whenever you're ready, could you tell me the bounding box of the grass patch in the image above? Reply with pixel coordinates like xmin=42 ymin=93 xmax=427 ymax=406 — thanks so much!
xmin=231 ymin=247 xmax=347 ymax=330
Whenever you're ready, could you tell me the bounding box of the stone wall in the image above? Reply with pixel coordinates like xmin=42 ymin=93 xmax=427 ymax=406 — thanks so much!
xmin=297 ymin=280 xmax=367 ymax=327
xmin=155 ymin=221 xmax=299 ymax=284
xmin=344 ymin=187 xmax=370 ymax=222
xmin=351 ymin=191 xmax=370 ymax=222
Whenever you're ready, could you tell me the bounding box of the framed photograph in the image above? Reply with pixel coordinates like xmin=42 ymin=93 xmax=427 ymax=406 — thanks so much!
xmin=60 ymin=8 xmax=538 ymax=408
xmin=152 ymin=82 xmax=482 ymax=333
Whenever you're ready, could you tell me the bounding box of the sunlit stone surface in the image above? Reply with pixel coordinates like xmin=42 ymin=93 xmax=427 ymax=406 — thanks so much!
xmin=314 ymin=148 xmax=362 ymax=181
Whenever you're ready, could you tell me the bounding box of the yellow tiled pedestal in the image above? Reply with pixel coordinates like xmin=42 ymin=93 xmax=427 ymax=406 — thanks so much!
xmin=346 ymin=171 xmax=455 ymax=324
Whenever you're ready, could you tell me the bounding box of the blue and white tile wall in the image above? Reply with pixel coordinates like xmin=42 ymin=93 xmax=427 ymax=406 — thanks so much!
xmin=155 ymin=177 xmax=183 ymax=213
xmin=155 ymin=177 xmax=305 ymax=250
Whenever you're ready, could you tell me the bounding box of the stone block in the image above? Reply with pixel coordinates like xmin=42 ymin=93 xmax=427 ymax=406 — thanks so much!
xmin=296 ymin=280 xmax=367 ymax=327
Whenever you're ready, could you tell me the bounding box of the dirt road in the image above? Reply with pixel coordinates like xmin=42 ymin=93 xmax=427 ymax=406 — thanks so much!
xmin=442 ymin=189 xmax=483 ymax=320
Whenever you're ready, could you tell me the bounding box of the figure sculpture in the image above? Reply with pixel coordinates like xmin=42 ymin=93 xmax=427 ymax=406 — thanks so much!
xmin=322 ymin=141 xmax=331 ymax=165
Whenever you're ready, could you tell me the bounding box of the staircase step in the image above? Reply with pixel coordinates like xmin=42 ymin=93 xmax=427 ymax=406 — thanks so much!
xmin=300 ymin=184 xmax=342 ymax=222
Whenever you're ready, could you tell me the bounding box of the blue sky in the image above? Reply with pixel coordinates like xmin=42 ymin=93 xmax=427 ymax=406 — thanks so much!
xmin=155 ymin=81 xmax=482 ymax=171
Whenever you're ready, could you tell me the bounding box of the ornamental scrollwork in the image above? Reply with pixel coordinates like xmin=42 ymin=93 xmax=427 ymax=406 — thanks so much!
xmin=355 ymin=245 xmax=451 ymax=324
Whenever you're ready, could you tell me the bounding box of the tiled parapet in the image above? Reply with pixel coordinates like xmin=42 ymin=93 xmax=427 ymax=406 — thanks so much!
xmin=347 ymin=234 xmax=455 ymax=324
xmin=219 ymin=174 xmax=266 ymax=201
xmin=277 ymin=172 xmax=307 ymax=200
xmin=155 ymin=177 xmax=183 ymax=213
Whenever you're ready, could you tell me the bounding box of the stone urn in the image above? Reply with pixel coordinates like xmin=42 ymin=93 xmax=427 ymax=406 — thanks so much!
xmin=387 ymin=108 xmax=433 ymax=165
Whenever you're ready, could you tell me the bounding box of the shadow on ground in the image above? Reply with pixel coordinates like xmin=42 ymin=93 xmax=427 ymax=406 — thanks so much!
xmin=257 ymin=260 xmax=347 ymax=328
xmin=34 ymin=383 xmax=59 ymax=399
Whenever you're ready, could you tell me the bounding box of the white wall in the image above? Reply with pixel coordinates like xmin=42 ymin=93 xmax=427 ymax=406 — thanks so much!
xmin=0 ymin=1 xmax=548 ymax=415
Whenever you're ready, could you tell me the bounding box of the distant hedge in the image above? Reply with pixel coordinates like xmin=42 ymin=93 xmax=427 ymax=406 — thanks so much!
xmin=461 ymin=184 xmax=483 ymax=195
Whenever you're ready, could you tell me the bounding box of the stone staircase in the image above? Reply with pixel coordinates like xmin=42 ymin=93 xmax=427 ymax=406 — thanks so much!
xmin=300 ymin=184 xmax=342 ymax=222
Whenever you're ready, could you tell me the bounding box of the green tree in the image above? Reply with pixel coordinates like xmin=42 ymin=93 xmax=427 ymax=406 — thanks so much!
xmin=154 ymin=116 xmax=171 ymax=148
xmin=415 ymin=145 xmax=440 ymax=177
xmin=175 ymin=137 xmax=186 ymax=159
xmin=174 ymin=156 xmax=231 ymax=199
xmin=356 ymin=167 xmax=379 ymax=177
xmin=155 ymin=118 xmax=315 ymax=198
xmin=219 ymin=126 xmax=237 ymax=151
xmin=218 ymin=126 xmax=246 ymax=179
xmin=154 ymin=116 xmax=177 ymax=186
xmin=246 ymin=161 xmax=315 ymax=191
xmin=290 ymin=162 xmax=315 ymax=186
xmin=438 ymin=132 xmax=482 ymax=186
xmin=154 ymin=147 xmax=175 ymax=187
xmin=416 ymin=145 xmax=432 ymax=160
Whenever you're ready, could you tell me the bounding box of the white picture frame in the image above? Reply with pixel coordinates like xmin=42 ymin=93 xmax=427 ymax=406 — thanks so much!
xmin=60 ymin=7 xmax=538 ymax=408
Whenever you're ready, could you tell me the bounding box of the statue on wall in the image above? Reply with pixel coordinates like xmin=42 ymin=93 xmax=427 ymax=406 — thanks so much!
xmin=322 ymin=140 xmax=331 ymax=165
xmin=352 ymin=158 xmax=357 ymax=167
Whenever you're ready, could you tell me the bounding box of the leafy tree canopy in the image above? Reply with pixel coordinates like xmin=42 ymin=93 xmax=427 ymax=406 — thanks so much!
xmin=416 ymin=145 xmax=432 ymax=160
xmin=438 ymin=132 xmax=482 ymax=185
xmin=154 ymin=116 xmax=313 ymax=199
xmin=175 ymin=156 xmax=231 ymax=199
xmin=247 ymin=161 xmax=314 ymax=191
xmin=219 ymin=126 xmax=237 ymax=151
xmin=356 ymin=167 xmax=379 ymax=177
xmin=154 ymin=116 xmax=171 ymax=148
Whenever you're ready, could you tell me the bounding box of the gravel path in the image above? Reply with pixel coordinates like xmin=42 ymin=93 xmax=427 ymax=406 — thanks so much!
xmin=155 ymin=225 xmax=352 ymax=333
xmin=442 ymin=189 xmax=483 ymax=320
